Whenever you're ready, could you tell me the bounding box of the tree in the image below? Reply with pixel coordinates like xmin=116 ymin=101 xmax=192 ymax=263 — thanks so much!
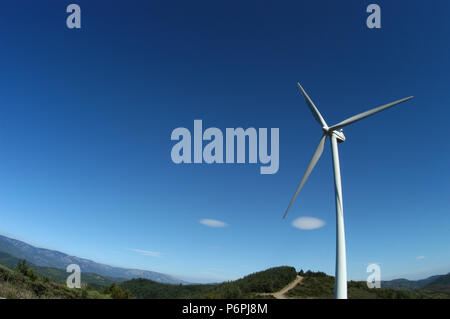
xmin=221 ymin=284 xmax=242 ymax=299
xmin=15 ymin=259 xmax=38 ymax=281
xmin=102 ymin=284 xmax=132 ymax=299
xmin=81 ymin=288 xmax=89 ymax=299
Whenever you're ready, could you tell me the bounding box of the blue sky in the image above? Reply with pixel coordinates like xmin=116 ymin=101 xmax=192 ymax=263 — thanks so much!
xmin=0 ymin=1 xmax=449 ymax=283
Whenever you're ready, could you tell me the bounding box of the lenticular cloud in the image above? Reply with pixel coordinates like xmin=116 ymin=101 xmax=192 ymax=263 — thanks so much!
xmin=292 ymin=217 xmax=325 ymax=230
xmin=200 ymin=219 xmax=228 ymax=228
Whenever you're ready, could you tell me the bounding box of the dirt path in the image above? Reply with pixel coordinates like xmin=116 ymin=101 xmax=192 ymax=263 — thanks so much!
xmin=259 ymin=275 xmax=303 ymax=299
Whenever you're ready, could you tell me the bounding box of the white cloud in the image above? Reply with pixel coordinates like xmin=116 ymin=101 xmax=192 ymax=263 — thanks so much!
xmin=200 ymin=219 xmax=228 ymax=228
xmin=128 ymin=248 xmax=161 ymax=257
xmin=416 ymin=256 xmax=425 ymax=260
xmin=292 ymin=217 xmax=325 ymax=230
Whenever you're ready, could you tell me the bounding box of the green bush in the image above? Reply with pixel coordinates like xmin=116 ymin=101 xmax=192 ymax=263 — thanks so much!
xmin=15 ymin=260 xmax=38 ymax=281
xmin=102 ymin=284 xmax=133 ymax=299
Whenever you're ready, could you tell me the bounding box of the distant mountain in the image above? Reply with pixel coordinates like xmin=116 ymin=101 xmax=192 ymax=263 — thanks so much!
xmin=0 ymin=251 xmax=122 ymax=288
xmin=382 ymin=276 xmax=440 ymax=290
xmin=382 ymin=274 xmax=450 ymax=292
xmin=422 ymin=273 xmax=450 ymax=294
xmin=0 ymin=234 xmax=186 ymax=285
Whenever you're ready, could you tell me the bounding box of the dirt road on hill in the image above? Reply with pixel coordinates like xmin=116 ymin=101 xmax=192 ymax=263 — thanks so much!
xmin=259 ymin=275 xmax=303 ymax=299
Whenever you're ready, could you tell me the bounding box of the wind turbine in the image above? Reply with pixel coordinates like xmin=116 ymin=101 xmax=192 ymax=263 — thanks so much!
xmin=284 ymin=83 xmax=413 ymax=299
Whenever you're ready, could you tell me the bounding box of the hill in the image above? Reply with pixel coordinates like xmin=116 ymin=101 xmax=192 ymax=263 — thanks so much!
xmin=121 ymin=268 xmax=450 ymax=299
xmin=0 ymin=251 xmax=122 ymax=289
xmin=381 ymin=273 xmax=450 ymax=294
xmin=423 ymin=273 xmax=450 ymax=294
xmin=0 ymin=261 xmax=118 ymax=299
xmin=121 ymin=266 xmax=298 ymax=298
xmin=0 ymin=234 xmax=185 ymax=284
xmin=382 ymin=275 xmax=442 ymax=290
xmin=287 ymin=271 xmax=450 ymax=299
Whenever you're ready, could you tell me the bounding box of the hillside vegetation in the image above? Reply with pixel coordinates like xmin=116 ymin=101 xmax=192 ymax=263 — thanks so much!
xmin=1 ymin=257 xmax=449 ymax=299
xmin=423 ymin=273 xmax=450 ymax=294
xmin=287 ymin=271 xmax=450 ymax=299
xmin=121 ymin=266 xmax=298 ymax=299
xmin=0 ymin=260 xmax=132 ymax=299
xmin=0 ymin=251 xmax=123 ymax=289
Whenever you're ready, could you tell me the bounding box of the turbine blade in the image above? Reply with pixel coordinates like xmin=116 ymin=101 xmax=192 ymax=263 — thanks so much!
xmin=328 ymin=96 xmax=414 ymax=131
xmin=297 ymin=83 xmax=328 ymax=128
xmin=283 ymin=134 xmax=327 ymax=218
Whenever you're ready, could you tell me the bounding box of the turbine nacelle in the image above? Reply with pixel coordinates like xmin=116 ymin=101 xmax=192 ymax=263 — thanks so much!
xmin=323 ymin=126 xmax=346 ymax=143
xmin=331 ymin=130 xmax=346 ymax=143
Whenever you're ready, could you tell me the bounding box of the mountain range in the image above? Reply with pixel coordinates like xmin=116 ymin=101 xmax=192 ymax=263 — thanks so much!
xmin=382 ymin=274 xmax=450 ymax=293
xmin=0 ymin=234 xmax=185 ymax=284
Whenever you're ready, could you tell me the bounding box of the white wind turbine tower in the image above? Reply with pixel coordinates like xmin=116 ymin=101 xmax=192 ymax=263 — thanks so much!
xmin=284 ymin=83 xmax=413 ymax=299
